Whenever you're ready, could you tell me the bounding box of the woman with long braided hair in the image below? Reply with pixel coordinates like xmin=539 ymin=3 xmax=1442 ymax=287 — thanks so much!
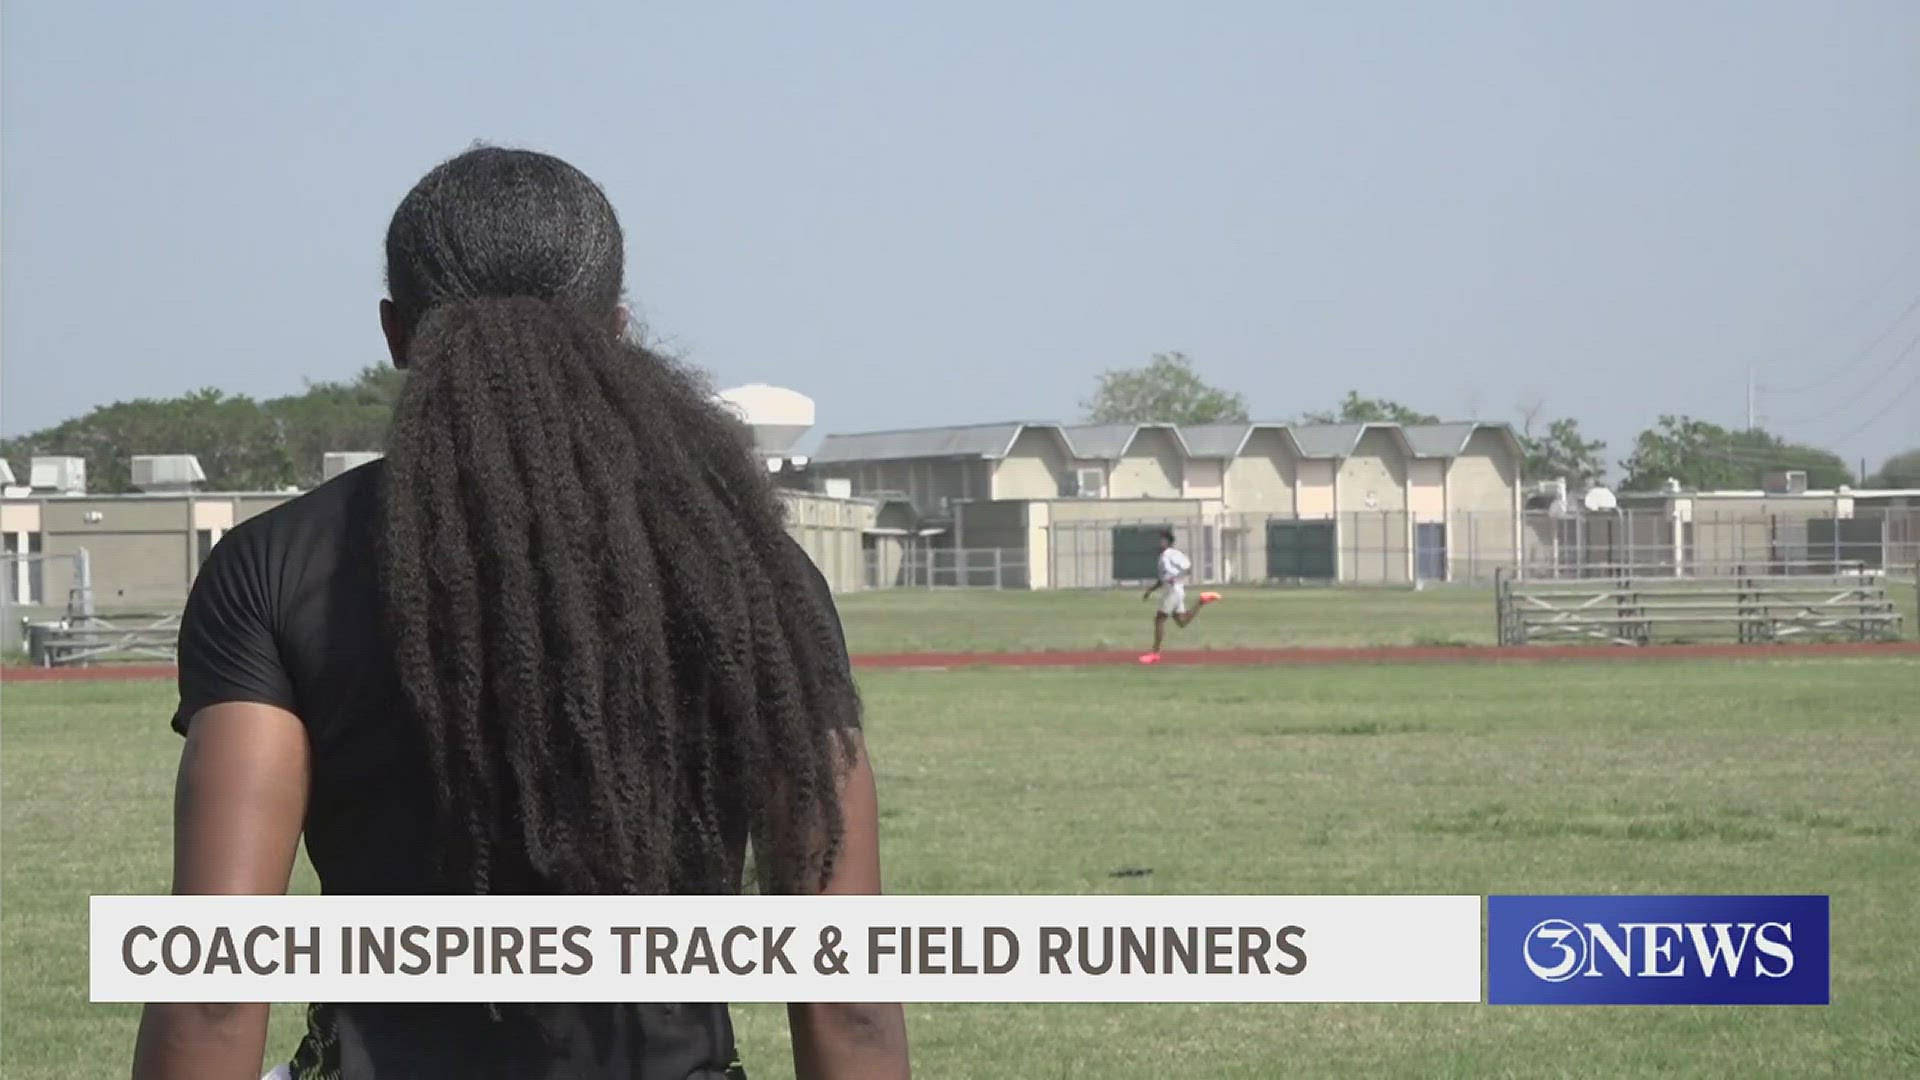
xmin=132 ymin=146 xmax=909 ymax=1080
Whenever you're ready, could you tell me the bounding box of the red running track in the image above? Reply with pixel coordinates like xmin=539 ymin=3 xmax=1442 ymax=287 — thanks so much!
xmin=6 ymin=641 xmax=1918 ymax=683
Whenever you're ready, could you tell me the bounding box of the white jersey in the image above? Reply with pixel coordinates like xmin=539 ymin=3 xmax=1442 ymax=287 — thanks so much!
xmin=1157 ymin=546 xmax=1192 ymax=586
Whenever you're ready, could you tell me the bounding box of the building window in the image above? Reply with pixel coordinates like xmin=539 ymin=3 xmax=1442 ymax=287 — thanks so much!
xmin=4 ymin=531 xmax=43 ymax=605
xmin=195 ymin=528 xmax=223 ymax=565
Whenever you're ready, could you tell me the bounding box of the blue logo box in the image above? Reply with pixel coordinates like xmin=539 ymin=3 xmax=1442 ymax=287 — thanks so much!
xmin=1487 ymin=895 xmax=1829 ymax=1005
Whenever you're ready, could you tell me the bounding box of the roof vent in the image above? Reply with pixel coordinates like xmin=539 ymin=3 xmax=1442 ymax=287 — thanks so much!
xmin=131 ymin=454 xmax=206 ymax=493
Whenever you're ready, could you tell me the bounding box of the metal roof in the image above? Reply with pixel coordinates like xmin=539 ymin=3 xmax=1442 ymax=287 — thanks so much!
xmin=811 ymin=422 xmax=1035 ymax=464
xmin=1058 ymin=424 xmax=1135 ymax=459
xmin=1400 ymin=423 xmax=1482 ymax=458
xmin=1179 ymin=423 xmax=1254 ymax=458
xmin=1287 ymin=424 xmax=1368 ymax=458
xmin=1059 ymin=423 xmax=1190 ymax=460
xmin=810 ymin=419 xmax=1512 ymax=464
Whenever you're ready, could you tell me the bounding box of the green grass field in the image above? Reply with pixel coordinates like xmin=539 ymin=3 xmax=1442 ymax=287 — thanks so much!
xmin=827 ymin=580 xmax=1919 ymax=654
xmin=5 ymin=653 xmax=1917 ymax=1078
xmin=831 ymin=585 xmax=1500 ymax=652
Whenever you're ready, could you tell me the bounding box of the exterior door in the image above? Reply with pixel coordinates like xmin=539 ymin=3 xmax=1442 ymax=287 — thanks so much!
xmin=1266 ymin=521 xmax=1336 ymax=581
xmin=1415 ymin=523 xmax=1447 ymax=582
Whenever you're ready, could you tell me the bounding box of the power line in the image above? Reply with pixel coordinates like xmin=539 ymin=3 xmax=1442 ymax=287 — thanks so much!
xmin=1766 ymin=322 xmax=1920 ymax=424
xmin=1759 ymin=288 xmax=1920 ymax=397
xmin=1824 ymin=370 xmax=1920 ymax=448
xmin=1758 ymin=238 xmax=1920 ymax=380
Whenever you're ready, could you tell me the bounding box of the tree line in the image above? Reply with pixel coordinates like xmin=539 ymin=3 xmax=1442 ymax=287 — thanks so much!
xmin=3 ymin=352 xmax=1916 ymax=494
xmin=1 ymin=366 xmax=403 ymax=493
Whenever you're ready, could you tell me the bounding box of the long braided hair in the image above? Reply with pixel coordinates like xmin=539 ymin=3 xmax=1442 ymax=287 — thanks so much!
xmin=377 ymin=146 xmax=858 ymax=900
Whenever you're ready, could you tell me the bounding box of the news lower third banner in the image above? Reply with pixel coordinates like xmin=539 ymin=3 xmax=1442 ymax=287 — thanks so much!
xmin=91 ymin=895 xmax=1482 ymax=1004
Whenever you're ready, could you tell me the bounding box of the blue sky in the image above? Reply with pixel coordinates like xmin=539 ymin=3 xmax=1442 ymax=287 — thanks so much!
xmin=4 ymin=1 xmax=1917 ymax=472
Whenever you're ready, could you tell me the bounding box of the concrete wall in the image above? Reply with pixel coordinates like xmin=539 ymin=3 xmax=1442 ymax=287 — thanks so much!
xmin=1331 ymin=430 xmax=1411 ymax=582
xmin=2 ymin=488 xmax=877 ymax=638
xmin=993 ymin=428 xmax=1073 ymax=501
xmin=1183 ymin=459 xmax=1225 ymax=500
xmin=38 ymin=498 xmax=197 ymax=611
xmin=1107 ymin=429 xmax=1184 ymax=499
xmin=1296 ymin=460 xmax=1337 ymax=519
xmin=1446 ymin=427 xmax=1521 ymax=579
xmin=1408 ymin=459 xmax=1446 ymax=523
xmin=1334 ymin=428 xmax=1409 ymax=513
xmin=1224 ymin=428 xmax=1297 ymax=512
xmin=955 ymin=499 xmax=1028 ymax=550
xmin=779 ymin=490 xmax=875 ymax=593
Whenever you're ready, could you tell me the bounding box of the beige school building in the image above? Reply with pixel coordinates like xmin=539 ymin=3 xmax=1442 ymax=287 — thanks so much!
xmin=806 ymin=420 xmax=1526 ymax=586
xmin=2 ymin=486 xmax=874 ymax=642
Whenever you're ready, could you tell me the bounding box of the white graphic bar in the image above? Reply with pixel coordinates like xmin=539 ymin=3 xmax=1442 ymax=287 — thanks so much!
xmin=91 ymin=894 xmax=1481 ymax=1004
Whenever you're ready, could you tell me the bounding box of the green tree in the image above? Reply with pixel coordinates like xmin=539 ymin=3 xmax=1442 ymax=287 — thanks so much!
xmin=1618 ymin=416 xmax=1852 ymax=491
xmin=265 ymin=365 xmax=405 ymax=486
xmin=1301 ymin=391 xmax=1439 ymax=426
xmin=1081 ymin=351 xmax=1249 ymax=425
xmin=1519 ymin=417 xmax=1607 ymax=485
xmin=1870 ymin=448 xmax=1920 ymax=488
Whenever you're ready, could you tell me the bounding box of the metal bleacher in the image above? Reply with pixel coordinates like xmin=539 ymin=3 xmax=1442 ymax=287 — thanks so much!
xmin=15 ymin=549 xmax=183 ymax=668
xmin=1496 ymin=563 xmax=1908 ymax=647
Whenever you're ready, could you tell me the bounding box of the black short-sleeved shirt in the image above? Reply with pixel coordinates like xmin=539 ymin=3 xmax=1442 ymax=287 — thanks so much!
xmin=173 ymin=461 xmax=848 ymax=1080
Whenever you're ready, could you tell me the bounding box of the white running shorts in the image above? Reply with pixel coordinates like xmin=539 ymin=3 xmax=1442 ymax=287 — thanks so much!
xmin=1158 ymin=583 xmax=1186 ymax=616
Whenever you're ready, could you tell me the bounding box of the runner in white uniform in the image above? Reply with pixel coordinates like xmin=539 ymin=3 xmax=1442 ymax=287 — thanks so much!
xmin=1140 ymin=529 xmax=1220 ymax=663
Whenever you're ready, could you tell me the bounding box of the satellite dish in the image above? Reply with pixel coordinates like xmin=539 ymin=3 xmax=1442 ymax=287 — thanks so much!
xmin=1582 ymin=486 xmax=1618 ymax=513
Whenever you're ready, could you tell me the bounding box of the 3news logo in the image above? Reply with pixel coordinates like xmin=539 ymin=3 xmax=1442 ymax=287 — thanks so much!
xmin=1487 ymin=895 xmax=1829 ymax=1005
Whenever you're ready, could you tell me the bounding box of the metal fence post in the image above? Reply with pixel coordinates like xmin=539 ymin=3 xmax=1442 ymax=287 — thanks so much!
xmin=75 ymin=548 xmax=95 ymax=619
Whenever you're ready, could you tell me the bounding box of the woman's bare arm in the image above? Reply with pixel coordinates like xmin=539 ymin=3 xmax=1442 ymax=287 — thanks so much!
xmin=767 ymin=733 xmax=910 ymax=1080
xmin=131 ymin=703 xmax=310 ymax=1080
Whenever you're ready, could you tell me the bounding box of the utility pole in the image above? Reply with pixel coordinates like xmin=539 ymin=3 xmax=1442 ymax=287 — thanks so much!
xmin=1746 ymin=367 xmax=1756 ymax=432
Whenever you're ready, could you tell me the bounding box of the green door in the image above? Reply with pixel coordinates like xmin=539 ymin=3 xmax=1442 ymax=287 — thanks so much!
xmin=1266 ymin=521 xmax=1336 ymax=581
xmin=1112 ymin=525 xmax=1172 ymax=583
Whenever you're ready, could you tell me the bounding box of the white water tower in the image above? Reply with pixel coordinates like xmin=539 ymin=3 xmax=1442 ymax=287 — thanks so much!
xmin=713 ymin=384 xmax=815 ymax=458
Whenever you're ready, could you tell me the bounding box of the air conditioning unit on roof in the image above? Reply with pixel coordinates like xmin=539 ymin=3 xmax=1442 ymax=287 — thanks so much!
xmin=131 ymin=455 xmax=206 ymax=493
xmin=30 ymin=456 xmax=88 ymax=495
xmin=323 ymin=451 xmax=384 ymax=482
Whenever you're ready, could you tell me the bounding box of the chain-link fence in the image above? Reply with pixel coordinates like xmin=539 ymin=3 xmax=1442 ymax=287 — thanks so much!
xmin=1040 ymin=511 xmax=1520 ymax=588
xmin=861 ymin=507 xmax=1920 ymax=591
xmin=1522 ymin=507 xmax=1920 ymax=580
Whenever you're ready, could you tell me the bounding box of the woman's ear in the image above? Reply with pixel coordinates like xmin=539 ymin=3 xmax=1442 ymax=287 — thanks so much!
xmin=380 ymin=299 xmax=409 ymax=369
xmin=613 ymin=304 xmax=630 ymax=338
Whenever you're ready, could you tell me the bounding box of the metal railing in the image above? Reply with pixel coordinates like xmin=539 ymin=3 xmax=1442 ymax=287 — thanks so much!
xmin=864 ymin=547 xmax=1030 ymax=590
